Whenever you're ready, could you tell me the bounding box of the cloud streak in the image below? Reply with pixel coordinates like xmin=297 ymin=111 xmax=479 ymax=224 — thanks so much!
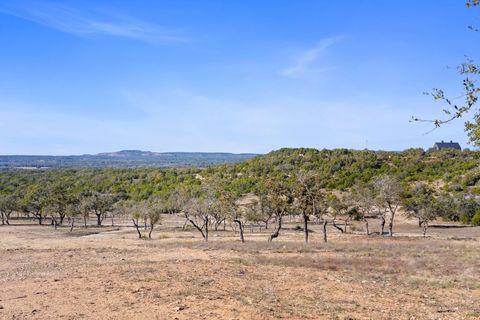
xmin=0 ymin=1 xmax=188 ymax=44
xmin=281 ymin=36 xmax=341 ymax=78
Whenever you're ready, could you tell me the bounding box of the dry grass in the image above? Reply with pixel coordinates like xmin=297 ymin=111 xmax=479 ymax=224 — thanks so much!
xmin=0 ymin=217 xmax=479 ymax=319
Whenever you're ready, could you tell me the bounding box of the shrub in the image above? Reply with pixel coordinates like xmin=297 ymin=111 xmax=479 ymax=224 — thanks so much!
xmin=463 ymin=171 xmax=480 ymax=187
xmin=471 ymin=210 xmax=480 ymax=226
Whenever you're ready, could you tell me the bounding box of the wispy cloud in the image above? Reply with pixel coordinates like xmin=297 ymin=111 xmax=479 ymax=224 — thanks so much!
xmin=0 ymin=1 xmax=188 ymax=44
xmin=281 ymin=36 xmax=341 ymax=78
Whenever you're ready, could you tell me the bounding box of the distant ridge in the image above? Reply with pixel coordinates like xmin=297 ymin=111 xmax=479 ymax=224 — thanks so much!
xmin=97 ymin=150 xmax=162 ymax=157
xmin=0 ymin=150 xmax=259 ymax=169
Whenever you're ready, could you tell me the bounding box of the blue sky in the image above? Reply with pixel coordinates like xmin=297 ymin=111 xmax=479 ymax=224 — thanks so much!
xmin=0 ymin=0 xmax=478 ymax=155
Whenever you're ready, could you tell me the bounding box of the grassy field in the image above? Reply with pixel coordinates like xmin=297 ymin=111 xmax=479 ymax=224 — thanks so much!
xmin=0 ymin=216 xmax=479 ymax=320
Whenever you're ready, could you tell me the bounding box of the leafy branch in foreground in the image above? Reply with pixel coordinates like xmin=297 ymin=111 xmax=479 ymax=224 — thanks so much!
xmin=413 ymin=2 xmax=480 ymax=145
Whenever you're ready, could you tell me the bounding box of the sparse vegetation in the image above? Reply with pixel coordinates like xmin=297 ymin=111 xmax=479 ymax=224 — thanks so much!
xmin=1 ymin=1 xmax=479 ymax=319
xmin=2 ymin=148 xmax=480 ymax=237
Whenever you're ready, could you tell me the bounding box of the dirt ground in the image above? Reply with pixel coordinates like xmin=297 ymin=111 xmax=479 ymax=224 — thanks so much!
xmin=0 ymin=216 xmax=479 ymax=320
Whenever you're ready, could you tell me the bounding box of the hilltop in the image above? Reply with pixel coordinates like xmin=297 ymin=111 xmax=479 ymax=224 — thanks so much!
xmin=2 ymin=147 xmax=480 ymax=201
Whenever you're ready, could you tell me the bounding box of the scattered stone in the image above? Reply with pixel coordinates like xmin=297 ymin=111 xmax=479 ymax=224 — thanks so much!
xmin=175 ymin=305 xmax=187 ymax=311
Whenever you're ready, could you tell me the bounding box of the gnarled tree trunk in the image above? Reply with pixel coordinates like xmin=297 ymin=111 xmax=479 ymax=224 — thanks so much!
xmin=332 ymin=219 xmax=344 ymax=233
xmin=233 ymin=219 xmax=244 ymax=242
xmin=59 ymin=213 xmax=65 ymax=225
xmin=323 ymin=219 xmax=328 ymax=243
xmin=148 ymin=223 xmax=154 ymax=239
xmin=132 ymin=219 xmax=142 ymax=238
xmin=303 ymin=212 xmax=309 ymax=243
xmin=268 ymin=214 xmax=282 ymax=242
xmin=5 ymin=211 xmax=11 ymax=225
xmin=379 ymin=215 xmax=385 ymax=236
xmin=96 ymin=212 xmax=102 ymax=226
xmin=389 ymin=212 xmax=395 ymax=237
xmin=422 ymin=221 xmax=428 ymax=238
xmin=188 ymin=216 xmax=208 ymax=241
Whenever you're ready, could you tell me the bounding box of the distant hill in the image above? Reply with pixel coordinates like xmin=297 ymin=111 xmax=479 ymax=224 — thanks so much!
xmin=0 ymin=150 xmax=258 ymax=169
xmin=97 ymin=150 xmax=162 ymax=157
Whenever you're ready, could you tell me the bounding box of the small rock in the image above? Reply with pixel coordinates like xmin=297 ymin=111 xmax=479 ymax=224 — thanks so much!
xmin=0 ymin=305 xmax=4 ymax=309
xmin=175 ymin=305 xmax=187 ymax=311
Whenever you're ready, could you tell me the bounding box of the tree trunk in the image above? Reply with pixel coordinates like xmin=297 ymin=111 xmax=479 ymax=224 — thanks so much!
xmin=234 ymin=219 xmax=244 ymax=242
xmin=189 ymin=219 xmax=207 ymax=241
xmin=364 ymin=219 xmax=369 ymax=236
xmin=133 ymin=219 xmax=142 ymax=238
xmin=1 ymin=212 xmax=4 ymax=225
xmin=214 ymin=219 xmax=223 ymax=231
xmin=422 ymin=222 xmax=428 ymax=238
xmin=33 ymin=211 xmax=42 ymax=225
xmin=379 ymin=215 xmax=385 ymax=236
xmin=303 ymin=213 xmax=309 ymax=243
xmin=70 ymin=218 xmax=74 ymax=232
xmin=148 ymin=223 xmax=154 ymax=239
xmin=323 ymin=219 xmax=328 ymax=243
xmin=204 ymin=216 xmax=209 ymax=241
xmin=389 ymin=212 xmax=395 ymax=237
xmin=332 ymin=219 xmax=344 ymax=233
xmin=268 ymin=214 xmax=282 ymax=242
xmin=83 ymin=215 xmax=88 ymax=228
xmin=96 ymin=213 xmax=102 ymax=226
xmin=111 ymin=214 xmax=114 ymax=227
xmin=344 ymin=217 xmax=350 ymax=233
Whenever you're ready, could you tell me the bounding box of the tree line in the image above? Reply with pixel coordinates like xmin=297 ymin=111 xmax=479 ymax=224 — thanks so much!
xmin=1 ymin=148 xmax=480 ymax=242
